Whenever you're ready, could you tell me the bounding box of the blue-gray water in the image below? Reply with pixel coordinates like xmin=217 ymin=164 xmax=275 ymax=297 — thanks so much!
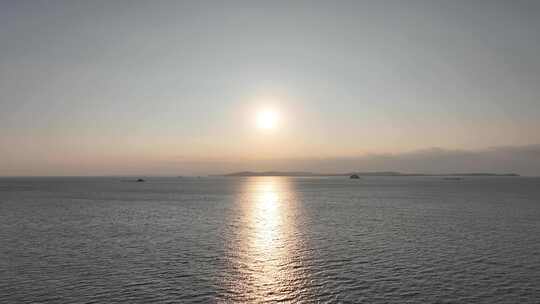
xmin=1 ymin=176 xmax=539 ymax=303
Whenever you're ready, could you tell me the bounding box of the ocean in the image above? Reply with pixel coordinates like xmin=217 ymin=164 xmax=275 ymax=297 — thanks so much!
xmin=1 ymin=176 xmax=539 ymax=303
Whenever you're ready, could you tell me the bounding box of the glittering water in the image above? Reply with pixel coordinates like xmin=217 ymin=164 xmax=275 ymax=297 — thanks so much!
xmin=1 ymin=176 xmax=539 ymax=303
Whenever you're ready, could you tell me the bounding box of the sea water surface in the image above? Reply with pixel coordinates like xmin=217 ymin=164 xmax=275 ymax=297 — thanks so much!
xmin=1 ymin=176 xmax=539 ymax=303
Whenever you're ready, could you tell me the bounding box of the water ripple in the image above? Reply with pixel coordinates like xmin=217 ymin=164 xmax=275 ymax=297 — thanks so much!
xmin=1 ymin=177 xmax=539 ymax=303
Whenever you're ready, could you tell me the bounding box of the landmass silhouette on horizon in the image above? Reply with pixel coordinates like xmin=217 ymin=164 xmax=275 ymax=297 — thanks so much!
xmin=220 ymin=171 xmax=519 ymax=177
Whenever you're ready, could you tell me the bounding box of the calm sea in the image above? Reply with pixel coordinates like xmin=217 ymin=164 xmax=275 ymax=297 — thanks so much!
xmin=1 ymin=176 xmax=539 ymax=303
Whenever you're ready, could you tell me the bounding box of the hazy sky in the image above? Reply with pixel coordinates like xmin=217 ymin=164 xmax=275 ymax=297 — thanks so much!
xmin=1 ymin=0 xmax=540 ymax=175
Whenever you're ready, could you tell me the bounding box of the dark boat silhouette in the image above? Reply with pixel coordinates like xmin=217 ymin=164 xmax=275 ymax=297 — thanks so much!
xmin=350 ymin=174 xmax=360 ymax=179
xmin=136 ymin=178 xmax=145 ymax=182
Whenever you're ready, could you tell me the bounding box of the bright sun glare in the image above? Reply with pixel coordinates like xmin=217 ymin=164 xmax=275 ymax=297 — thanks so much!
xmin=256 ymin=109 xmax=279 ymax=130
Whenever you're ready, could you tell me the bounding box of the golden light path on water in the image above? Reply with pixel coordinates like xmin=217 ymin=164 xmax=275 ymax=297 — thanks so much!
xmin=221 ymin=177 xmax=313 ymax=302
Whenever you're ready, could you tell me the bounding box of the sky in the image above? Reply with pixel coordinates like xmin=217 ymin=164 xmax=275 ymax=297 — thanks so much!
xmin=1 ymin=0 xmax=540 ymax=176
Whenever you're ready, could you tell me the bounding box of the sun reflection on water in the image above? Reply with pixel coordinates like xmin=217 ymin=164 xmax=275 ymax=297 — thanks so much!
xmin=221 ymin=177 xmax=312 ymax=302
xmin=252 ymin=182 xmax=281 ymax=251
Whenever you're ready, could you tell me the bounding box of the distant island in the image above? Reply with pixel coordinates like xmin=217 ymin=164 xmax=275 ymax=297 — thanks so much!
xmin=222 ymin=171 xmax=319 ymax=177
xmin=221 ymin=171 xmax=519 ymax=177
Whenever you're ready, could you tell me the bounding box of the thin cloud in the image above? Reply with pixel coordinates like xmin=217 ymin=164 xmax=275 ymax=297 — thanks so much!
xmin=169 ymin=145 xmax=540 ymax=176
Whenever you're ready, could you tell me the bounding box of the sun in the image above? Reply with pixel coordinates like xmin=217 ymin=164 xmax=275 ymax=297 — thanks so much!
xmin=256 ymin=109 xmax=279 ymax=130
